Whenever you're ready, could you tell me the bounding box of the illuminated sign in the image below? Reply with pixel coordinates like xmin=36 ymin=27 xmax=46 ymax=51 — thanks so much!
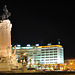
xmin=12 ymin=47 xmax=21 ymax=49
xmin=35 ymin=44 xmax=39 ymax=46
xmin=37 ymin=45 xmax=62 ymax=48
xmin=22 ymin=47 xmax=33 ymax=49
xmin=17 ymin=44 xmax=21 ymax=47
xmin=47 ymin=43 xmax=51 ymax=45
xmin=12 ymin=47 xmax=33 ymax=49
xmin=27 ymin=44 xmax=30 ymax=47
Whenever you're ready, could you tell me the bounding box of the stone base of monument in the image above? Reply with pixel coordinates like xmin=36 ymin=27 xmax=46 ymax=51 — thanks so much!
xmin=0 ymin=63 xmax=23 ymax=72
xmin=0 ymin=57 xmax=22 ymax=72
xmin=0 ymin=57 xmax=12 ymax=71
xmin=0 ymin=63 xmax=12 ymax=71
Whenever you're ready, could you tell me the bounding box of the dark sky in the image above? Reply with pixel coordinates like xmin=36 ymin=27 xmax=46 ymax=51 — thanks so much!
xmin=0 ymin=1 xmax=75 ymax=59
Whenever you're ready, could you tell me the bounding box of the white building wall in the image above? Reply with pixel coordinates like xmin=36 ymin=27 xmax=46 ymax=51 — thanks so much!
xmin=27 ymin=46 xmax=64 ymax=65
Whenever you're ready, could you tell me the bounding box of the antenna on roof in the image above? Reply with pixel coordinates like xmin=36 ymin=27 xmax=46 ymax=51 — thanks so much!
xmin=57 ymin=39 xmax=60 ymax=45
xmin=47 ymin=43 xmax=51 ymax=46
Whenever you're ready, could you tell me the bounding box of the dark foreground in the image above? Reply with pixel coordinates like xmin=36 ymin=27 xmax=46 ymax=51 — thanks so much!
xmin=1 ymin=71 xmax=75 ymax=75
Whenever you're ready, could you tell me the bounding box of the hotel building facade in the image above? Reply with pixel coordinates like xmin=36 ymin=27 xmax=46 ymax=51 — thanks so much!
xmin=12 ymin=45 xmax=64 ymax=70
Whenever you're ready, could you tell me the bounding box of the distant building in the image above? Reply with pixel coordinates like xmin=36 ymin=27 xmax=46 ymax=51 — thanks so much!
xmin=12 ymin=46 xmax=34 ymax=60
xmin=64 ymin=58 xmax=75 ymax=70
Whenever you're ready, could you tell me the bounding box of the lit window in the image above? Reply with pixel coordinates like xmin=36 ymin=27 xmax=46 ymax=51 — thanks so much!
xmin=54 ymin=54 xmax=57 ymax=55
xmin=50 ymin=57 xmax=53 ymax=58
xmin=50 ymin=51 xmax=53 ymax=53
xmin=54 ymin=48 xmax=57 ymax=50
xmin=54 ymin=56 xmax=57 ymax=58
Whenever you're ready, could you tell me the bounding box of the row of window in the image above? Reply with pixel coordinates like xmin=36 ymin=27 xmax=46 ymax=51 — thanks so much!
xmin=41 ymin=48 xmax=57 ymax=51
xmin=41 ymin=62 xmax=58 ymax=64
xmin=27 ymin=51 xmax=57 ymax=54
xmin=29 ymin=54 xmax=57 ymax=56
xmin=41 ymin=51 xmax=57 ymax=53
xmin=41 ymin=54 xmax=57 ymax=56
xmin=29 ymin=56 xmax=58 ymax=59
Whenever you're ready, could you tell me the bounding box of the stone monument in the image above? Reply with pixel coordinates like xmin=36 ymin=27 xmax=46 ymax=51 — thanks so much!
xmin=0 ymin=5 xmax=22 ymax=71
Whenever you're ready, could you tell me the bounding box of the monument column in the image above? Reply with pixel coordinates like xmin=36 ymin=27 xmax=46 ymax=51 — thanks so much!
xmin=0 ymin=20 xmax=12 ymax=57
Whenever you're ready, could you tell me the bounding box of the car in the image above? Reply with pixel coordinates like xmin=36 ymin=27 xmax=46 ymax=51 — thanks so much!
xmin=62 ymin=70 xmax=68 ymax=71
xmin=43 ymin=69 xmax=50 ymax=71
xmin=11 ymin=66 xmax=22 ymax=70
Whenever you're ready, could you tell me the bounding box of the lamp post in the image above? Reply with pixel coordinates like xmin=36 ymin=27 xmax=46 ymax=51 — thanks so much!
xmin=70 ymin=63 xmax=73 ymax=70
xmin=29 ymin=58 xmax=31 ymax=68
xmin=22 ymin=53 xmax=28 ymax=72
xmin=23 ymin=53 xmax=26 ymax=65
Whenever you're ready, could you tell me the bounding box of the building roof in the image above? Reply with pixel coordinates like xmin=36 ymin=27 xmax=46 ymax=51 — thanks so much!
xmin=12 ymin=45 xmax=62 ymax=49
xmin=37 ymin=45 xmax=62 ymax=48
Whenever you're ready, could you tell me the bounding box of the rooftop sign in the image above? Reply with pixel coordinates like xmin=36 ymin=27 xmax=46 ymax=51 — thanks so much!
xmin=37 ymin=45 xmax=62 ymax=48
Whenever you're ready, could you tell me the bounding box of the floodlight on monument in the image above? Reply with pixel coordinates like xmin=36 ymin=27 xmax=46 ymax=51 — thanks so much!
xmin=9 ymin=53 xmax=11 ymax=56
xmin=11 ymin=45 xmax=12 ymax=47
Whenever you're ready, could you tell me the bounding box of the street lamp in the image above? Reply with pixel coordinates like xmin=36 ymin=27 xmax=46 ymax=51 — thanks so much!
xmin=64 ymin=63 xmax=67 ymax=70
xmin=70 ymin=63 xmax=72 ymax=65
xmin=29 ymin=58 xmax=32 ymax=68
xmin=70 ymin=63 xmax=73 ymax=70
xmin=23 ymin=53 xmax=26 ymax=64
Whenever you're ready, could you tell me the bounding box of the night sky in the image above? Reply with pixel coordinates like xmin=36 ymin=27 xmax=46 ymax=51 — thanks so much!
xmin=0 ymin=1 xmax=75 ymax=59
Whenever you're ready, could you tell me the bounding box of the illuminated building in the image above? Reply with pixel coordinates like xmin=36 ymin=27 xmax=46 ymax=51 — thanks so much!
xmin=12 ymin=45 xmax=64 ymax=70
xmin=27 ymin=45 xmax=63 ymax=64
xmin=27 ymin=45 xmax=64 ymax=70
xmin=64 ymin=58 xmax=75 ymax=70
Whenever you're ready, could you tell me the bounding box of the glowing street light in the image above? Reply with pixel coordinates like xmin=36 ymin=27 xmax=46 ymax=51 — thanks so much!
xmin=64 ymin=63 xmax=67 ymax=66
xmin=23 ymin=53 xmax=26 ymax=56
xmin=70 ymin=63 xmax=72 ymax=65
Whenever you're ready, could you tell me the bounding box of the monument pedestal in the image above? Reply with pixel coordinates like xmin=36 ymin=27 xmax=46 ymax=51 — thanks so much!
xmin=0 ymin=57 xmax=14 ymax=71
xmin=0 ymin=63 xmax=11 ymax=71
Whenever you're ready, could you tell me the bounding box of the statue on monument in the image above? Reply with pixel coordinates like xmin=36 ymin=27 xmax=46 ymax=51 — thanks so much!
xmin=12 ymin=45 xmax=17 ymax=60
xmin=2 ymin=5 xmax=11 ymax=20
